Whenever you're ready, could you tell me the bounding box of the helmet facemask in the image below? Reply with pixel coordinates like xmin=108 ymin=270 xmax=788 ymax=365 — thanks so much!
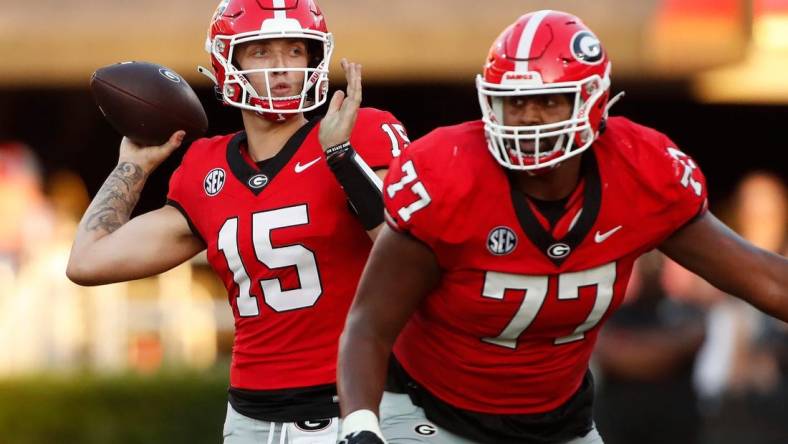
xmin=477 ymin=70 xmax=609 ymax=171
xmin=476 ymin=10 xmax=614 ymax=172
xmin=208 ymin=24 xmax=333 ymax=118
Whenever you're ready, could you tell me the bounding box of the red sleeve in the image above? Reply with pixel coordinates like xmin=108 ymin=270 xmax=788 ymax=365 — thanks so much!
xmin=349 ymin=108 xmax=410 ymax=169
xmin=624 ymin=130 xmax=710 ymax=256
xmin=383 ymin=139 xmax=443 ymax=247
xmin=166 ymin=164 xmax=186 ymax=204
xmin=165 ymin=137 xmax=212 ymax=211
xmin=657 ymin=135 xmax=709 ymax=231
xmin=607 ymin=118 xmax=709 ymax=248
xmin=165 ymin=153 xmax=204 ymax=243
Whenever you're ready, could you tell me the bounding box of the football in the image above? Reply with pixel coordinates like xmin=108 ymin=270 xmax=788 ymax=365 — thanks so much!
xmin=90 ymin=61 xmax=208 ymax=146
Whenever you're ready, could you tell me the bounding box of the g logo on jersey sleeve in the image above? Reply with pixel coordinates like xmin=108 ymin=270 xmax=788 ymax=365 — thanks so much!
xmin=204 ymin=168 xmax=226 ymax=196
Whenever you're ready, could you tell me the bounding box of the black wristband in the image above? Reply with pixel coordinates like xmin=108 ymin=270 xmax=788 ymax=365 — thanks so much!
xmin=325 ymin=141 xmax=352 ymax=162
xmin=326 ymin=144 xmax=385 ymax=230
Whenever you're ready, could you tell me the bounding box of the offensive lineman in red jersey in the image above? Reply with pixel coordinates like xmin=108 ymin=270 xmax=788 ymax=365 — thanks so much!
xmin=337 ymin=10 xmax=788 ymax=444
xmin=67 ymin=0 xmax=409 ymax=442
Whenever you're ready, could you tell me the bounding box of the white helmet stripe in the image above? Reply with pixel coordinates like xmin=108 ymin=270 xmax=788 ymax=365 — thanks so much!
xmin=515 ymin=10 xmax=551 ymax=72
xmin=273 ymin=0 xmax=286 ymax=19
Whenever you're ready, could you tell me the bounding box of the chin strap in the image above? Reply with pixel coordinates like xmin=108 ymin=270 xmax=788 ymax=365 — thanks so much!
xmin=198 ymin=66 xmax=224 ymax=102
xmin=604 ymin=91 xmax=625 ymax=119
xmin=197 ymin=65 xmax=217 ymax=85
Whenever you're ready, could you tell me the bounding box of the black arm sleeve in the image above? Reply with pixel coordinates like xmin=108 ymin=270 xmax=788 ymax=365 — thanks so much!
xmin=326 ymin=142 xmax=385 ymax=230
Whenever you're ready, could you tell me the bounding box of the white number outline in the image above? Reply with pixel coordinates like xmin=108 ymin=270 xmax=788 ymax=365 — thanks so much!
xmin=381 ymin=123 xmax=410 ymax=157
xmin=481 ymin=262 xmax=617 ymax=349
xmin=217 ymin=204 xmax=323 ymax=317
xmin=386 ymin=160 xmax=431 ymax=222
xmin=666 ymin=147 xmax=702 ymax=197
xmin=481 ymin=273 xmax=548 ymax=349
xmin=218 ymin=217 xmax=257 ymax=317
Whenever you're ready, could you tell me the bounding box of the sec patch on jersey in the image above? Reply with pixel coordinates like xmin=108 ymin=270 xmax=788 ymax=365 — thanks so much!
xmin=90 ymin=61 xmax=208 ymax=146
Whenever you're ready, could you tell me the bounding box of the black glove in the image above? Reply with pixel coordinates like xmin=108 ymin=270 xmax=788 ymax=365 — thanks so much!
xmin=338 ymin=430 xmax=386 ymax=444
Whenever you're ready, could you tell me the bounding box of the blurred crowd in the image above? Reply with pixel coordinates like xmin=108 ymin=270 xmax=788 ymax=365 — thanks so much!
xmin=594 ymin=173 xmax=788 ymax=443
xmin=0 ymin=141 xmax=786 ymax=442
xmin=0 ymin=141 xmax=228 ymax=376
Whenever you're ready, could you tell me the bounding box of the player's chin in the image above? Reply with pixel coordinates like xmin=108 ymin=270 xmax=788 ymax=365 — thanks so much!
xmin=263 ymin=85 xmax=289 ymax=97
xmin=504 ymin=136 xmax=560 ymax=156
xmin=275 ymin=77 xmax=306 ymax=92
xmin=504 ymin=138 xmax=561 ymax=161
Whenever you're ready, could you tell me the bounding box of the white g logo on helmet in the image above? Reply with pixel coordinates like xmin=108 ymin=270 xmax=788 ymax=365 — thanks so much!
xmin=571 ymin=31 xmax=603 ymax=65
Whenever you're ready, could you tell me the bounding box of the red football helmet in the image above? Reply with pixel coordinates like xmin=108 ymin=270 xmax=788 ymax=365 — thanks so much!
xmin=203 ymin=0 xmax=333 ymax=121
xmin=477 ymin=10 xmax=613 ymax=171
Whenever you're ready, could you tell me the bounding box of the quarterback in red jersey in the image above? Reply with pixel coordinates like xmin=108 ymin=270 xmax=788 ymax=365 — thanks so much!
xmin=67 ymin=0 xmax=408 ymax=442
xmin=337 ymin=10 xmax=788 ymax=444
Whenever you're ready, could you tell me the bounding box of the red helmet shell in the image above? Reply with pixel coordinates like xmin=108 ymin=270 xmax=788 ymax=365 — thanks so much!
xmin=477 ymin=10 xmax=612 ymax=170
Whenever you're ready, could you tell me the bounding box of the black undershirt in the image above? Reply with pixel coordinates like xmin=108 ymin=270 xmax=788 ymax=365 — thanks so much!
xmin=228 ymin=384 xmax=339 ymax=422
xmin=528 ymin=196 xmax=569 ymax=227
xmin=385 ymin=356 xmax=594 ymax=444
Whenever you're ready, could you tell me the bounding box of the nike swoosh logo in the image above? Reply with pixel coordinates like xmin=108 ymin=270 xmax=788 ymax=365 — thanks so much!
xmin=294 ymin=157 xmax=321 ymax=173
xmin=594 ymin=225 xmax=623 ymax=243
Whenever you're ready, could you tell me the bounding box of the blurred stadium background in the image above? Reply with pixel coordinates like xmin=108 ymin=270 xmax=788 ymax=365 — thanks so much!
xmin=0 ymin=0 xmax=786 ymax=442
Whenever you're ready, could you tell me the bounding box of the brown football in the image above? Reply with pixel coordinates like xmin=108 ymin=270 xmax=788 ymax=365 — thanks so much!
xmin=90 ymin=61 xmax=208 ymax=146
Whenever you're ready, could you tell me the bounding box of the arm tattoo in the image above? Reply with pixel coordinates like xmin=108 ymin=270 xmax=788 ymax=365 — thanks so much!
xmin=84 ymin=162 xmax=146 ymax=234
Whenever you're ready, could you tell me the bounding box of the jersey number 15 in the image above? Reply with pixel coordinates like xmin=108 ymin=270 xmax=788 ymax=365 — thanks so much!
xmin=217 ymin=205 xmax=322 ymax=317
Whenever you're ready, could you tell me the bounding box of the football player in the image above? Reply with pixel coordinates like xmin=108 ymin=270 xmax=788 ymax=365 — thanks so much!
xmin=67 ymin=1 xmax=409 ymax=443
xmin=337 ymin=10 xmax=788 ymax=444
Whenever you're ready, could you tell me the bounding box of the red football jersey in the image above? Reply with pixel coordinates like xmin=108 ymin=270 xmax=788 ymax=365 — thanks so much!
xmin=384 ymin=116 xmax=707 ymax=414
xmin=168 ymin=108 xmax=408 ymax=390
